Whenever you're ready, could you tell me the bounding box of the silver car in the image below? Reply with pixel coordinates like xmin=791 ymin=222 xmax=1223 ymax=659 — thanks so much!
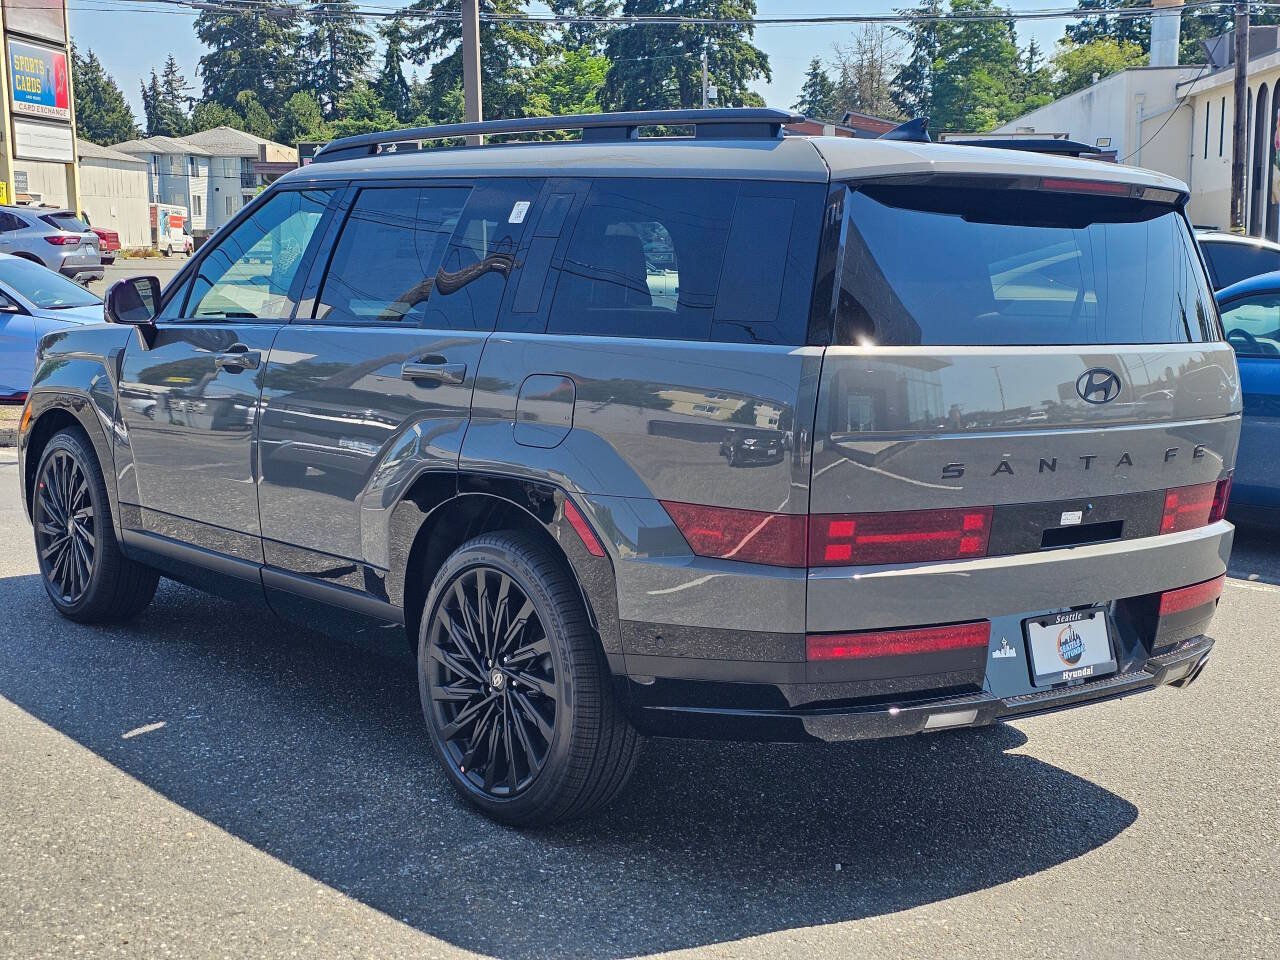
xmin=0 ymin=205 xmax=103 ymax=283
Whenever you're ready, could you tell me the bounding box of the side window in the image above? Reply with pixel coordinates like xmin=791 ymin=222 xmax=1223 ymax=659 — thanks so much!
xmin=184 ymin=189 xmax=332 ymax=321
xmin=315 ymin=186 xmax=471 ymax=325
xmin=422 ymin=178 xmax=539 ymax=331
xmin=0 ymin=212 xmax=23 ymax=232
xmin=1221 ymin=295 xmax=1280 ymax=357
xmin=548 ymin=178 xmax=736 ymax=340
xmin=1202 ymin=242 xmax=1280 ymax=289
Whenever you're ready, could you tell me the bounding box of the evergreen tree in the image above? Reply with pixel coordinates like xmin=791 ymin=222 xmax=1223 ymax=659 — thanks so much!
xmin=1064 ymin=1 xmax=1152 ymax=51
xmin=277 ymin=91 xmax=331 ymax=146
xmin=403 ymin=0 xmax=549 ymax=121
xmin=549 ymin=1 xmax=620 ymax=54
xmin=196 ymin=4 xmax=303 ymax=118
xmin=71 ymin=46 xmax=138 ymax=145
xmin=792 ymin=56 xmax=838 ymax=120
xmin=891 ymin=0 xmax=944 ymax=120
xmin=528 ymin=48 xmax=610 ymax=117
xmin=235 ymin=90 xmax=277 ymax=141
xmin=331 ymin=81 xmax=399 ymax=138
xmin=304 ymin=2 xmax=374 ymax=119
xmin=191 ymin=100 xmax=242 ymax=133
xmin=601 ymin=1 xmax=770 ymax=111
xmin=375 ymin=16 xmax=414 ymax=122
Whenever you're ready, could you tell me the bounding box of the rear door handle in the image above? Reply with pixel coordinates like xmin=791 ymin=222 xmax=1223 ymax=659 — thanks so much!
xmin=214 ymin=344 xmax=261 ymax=372
xmin=401 ymin=356 xmax=467 ymax=385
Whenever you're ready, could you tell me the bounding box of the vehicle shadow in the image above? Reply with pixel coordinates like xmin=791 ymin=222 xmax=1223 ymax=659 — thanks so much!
xmin=1227 ymin=520 xmax=1280 ymax=586
xmin=0 ymin=574 xmax=1138 ymax=959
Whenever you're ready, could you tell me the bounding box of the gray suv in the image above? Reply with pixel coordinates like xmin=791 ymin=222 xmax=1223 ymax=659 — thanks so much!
xmin=0 ymin=206 xmax=103 ymax=283
xmin=16 ymin=110 xmax=1238 ymax=825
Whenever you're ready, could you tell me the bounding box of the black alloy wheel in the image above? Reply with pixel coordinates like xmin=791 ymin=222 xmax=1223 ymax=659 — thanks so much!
xmin=34 ymin=447 xmax=96 ymax=606
xmin=425 ymin=565 xmax=560 ymax=799
xmin=418 ymin=531 xmax=642 ymax=825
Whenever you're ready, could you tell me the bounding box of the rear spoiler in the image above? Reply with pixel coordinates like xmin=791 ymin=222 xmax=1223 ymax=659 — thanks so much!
xmin=878 ymin=118 xmax=1101 ymax=158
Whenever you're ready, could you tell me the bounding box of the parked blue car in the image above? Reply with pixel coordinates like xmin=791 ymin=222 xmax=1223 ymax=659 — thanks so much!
xmin=0 ymin=253 xmax=104 ymax=401
xmin=1216 ymin=271 xmax=1280 ymax=523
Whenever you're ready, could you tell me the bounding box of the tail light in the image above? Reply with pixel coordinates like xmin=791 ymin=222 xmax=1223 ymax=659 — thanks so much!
xmin=1158 ymin=575 xmax=1225 ymax=617
xmin=1209 ymin=477 xmax=1232 ymax=523
xmin=1161 ymin=481 xmax=1219 ymax=533
xmin=660 ymin=501 xmax=807 ymax=567
xmin=808 ymin=507 xmax=991 ymax=566
xmin=807 ymin=620 xmax=990 ymax=661
xmin=1040 ymin=177 xmax=1131 ymax=196
xmin=43 ymin=235 xmax=79 ymax=245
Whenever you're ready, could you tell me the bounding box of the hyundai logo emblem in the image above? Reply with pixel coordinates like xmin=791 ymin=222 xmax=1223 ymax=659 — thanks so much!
xmin=1075 ymin=367 xmax=1122 ymax=404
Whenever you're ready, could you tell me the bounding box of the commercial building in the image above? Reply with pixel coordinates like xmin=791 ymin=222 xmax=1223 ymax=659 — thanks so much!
xmin=991 ymin=1 xmax=1280 ymax=235
xmin=0 ymin=0 xmax=79 ymax=210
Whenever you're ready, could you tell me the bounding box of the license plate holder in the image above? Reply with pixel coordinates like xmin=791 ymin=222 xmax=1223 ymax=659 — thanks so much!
xmin=1024 ymin=607 xmax=1117 ymax=686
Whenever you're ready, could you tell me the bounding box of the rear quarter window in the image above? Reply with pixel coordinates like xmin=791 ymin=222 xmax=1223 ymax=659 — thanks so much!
xmin=833 ymin=183 xmax=1218 ymax=346
xmin=546 ymin=178 xmax=822 ymax=345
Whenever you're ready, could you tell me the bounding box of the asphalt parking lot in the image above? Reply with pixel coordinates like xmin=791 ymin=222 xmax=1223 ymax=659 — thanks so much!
xmin=0 ymin=446 xmax=1276 ymax=960
xmin=88 ymin=257 xmax=188 ymax=294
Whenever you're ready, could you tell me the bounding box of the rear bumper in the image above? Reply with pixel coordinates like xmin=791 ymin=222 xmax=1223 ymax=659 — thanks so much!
xmin=59 ymin=265 xmax=103 ymax=282
xmin=627 ymin=634 xmax=1214 ymax=743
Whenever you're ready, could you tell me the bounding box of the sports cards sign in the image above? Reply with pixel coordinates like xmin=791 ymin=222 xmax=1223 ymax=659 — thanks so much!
xmin=8 ymin=39 xmax=71 ymax=122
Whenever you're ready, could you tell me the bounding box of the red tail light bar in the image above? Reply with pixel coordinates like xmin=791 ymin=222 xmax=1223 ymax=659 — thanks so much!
xmin=807 ymin=620 xmax=990 ymax=661
xmin=43 ymin=235 xmax=79 ymax=245
xmin=1158 ymin=575 xmax=1225 ymax=617
xmin=664 ymin=477 xmax=1230 ymax=569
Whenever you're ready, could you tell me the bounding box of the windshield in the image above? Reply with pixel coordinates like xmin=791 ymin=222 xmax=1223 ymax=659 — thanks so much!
xmin=834 ymin=183 xmax=1219 ymax=346
xmin=41 ymin=213 xmax=90 ymax=233
xmin=0 ymin=257 xmax=102 ymax=308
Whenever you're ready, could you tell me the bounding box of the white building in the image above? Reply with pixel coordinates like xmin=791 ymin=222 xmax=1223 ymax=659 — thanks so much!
xmin=110 ymin=126 xmax=295 ymax=242
xmin=75 ymin=139 xmax=151 ymax=249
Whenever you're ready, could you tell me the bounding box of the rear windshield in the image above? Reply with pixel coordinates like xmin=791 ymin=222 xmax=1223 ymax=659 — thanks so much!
xmin=40 ymin=213 xmax=89 ymax=233
xmin=834 ymin=183 xmax=1218 ymax=346
xmin=1199 ymin=238 xmax=1280 ymax=289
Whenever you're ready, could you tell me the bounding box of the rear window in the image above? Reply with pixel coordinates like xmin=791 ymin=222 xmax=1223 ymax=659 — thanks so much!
xmin=40 ymin=213 xmax=89 ymax=233
xmin=1199 ymin=239 xmax=1280 ymax=289
xmin=834 ymin=184 xmax=1218 ymax=346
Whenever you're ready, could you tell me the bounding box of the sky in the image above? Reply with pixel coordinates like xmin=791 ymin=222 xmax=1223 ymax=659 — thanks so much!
xmin=64 ymin=1 xmax=1089 ymax=122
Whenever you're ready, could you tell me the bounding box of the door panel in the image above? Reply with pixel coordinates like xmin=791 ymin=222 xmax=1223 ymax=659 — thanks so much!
xmin=117 ymin=324 xmax=279 ymax=556
xmin=1236 ymin=355 xmax=1280 ymax=506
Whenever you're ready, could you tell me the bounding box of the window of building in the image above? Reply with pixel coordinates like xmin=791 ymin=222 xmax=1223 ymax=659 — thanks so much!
xmin=184 ymin=189 xmax=332 ymax=320
xmin=226 ymin=195 xmax=234 ymax=216
xmin=1221 ymin=97 xmax=1227 ymax=157
xmin=193 ymin=194 xmax=202 ymax=217
xmin=168 ymin=155 xmax=179 ymax=173
xmin=189 ymin=157 xmax=198 ymax=177
xmin=1204 ymin=101 xmax=1210 ymax=160
xmin=316 ymin=186 xmax=471 ymax=325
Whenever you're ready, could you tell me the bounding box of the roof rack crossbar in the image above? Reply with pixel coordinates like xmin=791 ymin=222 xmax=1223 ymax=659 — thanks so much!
xmin=311 ymin=108 xmax=805 ymax=163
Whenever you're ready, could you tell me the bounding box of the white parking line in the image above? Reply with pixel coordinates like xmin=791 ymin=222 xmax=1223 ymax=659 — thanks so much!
xmin=1226 ymin=578 xmax=1280 ymax=593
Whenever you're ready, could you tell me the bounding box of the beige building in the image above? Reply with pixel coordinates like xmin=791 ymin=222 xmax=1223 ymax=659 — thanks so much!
xmin=76 ymin=139 xmax=150 ymax=248
xmin=993 ymin=8 xmax=1280 ymax=236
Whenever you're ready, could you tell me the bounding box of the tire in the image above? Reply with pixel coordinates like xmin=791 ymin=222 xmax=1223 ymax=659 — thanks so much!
xmin=418 ymin=531 xmax=641 ymax=826
xmin=32 ymin=428 xmax=159 ymax=623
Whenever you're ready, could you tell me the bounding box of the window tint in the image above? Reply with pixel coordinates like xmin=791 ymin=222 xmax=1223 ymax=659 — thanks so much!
xmin=1201 ymin=240 xmax=1280 ymax=289
xmin=1221 ymin=294 xmax=1280 ymax=356
xmin=316 ymin=186 xmax=470 ymax=325
xmin=549 ymin=178 xmax=736 ymax=340
xmin=547 ymin=178 xmax=819 ymax=344
xmin=421 ymin=178 xmax=537 ymax=331
xmin=41 ymin=213 xmax=88 ymax=233
xmin=185 ymin=189 xmax=331 ymax=320
xmin=835 ymin=184 xmax=1217 ymax=346
xmin=0 ymin=212 xmax=24 ymax=232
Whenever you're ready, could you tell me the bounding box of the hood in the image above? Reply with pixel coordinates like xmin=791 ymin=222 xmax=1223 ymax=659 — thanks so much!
xmin=31 ymin=304 xmax=105 ymax=325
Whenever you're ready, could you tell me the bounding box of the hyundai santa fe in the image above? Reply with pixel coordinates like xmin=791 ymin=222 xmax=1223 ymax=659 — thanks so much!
xmin=16 ymin=109 xmax=1238 ymax=825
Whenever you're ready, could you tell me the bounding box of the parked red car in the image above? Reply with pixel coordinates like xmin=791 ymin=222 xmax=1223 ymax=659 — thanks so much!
xmin=90 ymin=227 xmax=120 ymax=265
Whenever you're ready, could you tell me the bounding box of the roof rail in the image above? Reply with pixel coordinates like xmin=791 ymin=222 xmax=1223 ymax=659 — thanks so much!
xmin=942 ymin=137 xmax=1103 ymax=158
xmin=311 ymin=108 xmax=806 ymax=163
xmin=878 ymin=117 xmax=930 ymax=143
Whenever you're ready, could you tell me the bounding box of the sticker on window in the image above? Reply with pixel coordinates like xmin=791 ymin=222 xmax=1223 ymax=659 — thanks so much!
xmin=509 ymin=201 xmax=531 ymax=224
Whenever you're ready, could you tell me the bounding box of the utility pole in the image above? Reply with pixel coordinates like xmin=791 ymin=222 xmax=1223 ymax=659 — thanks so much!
xmin=1231 ymin=2 xmax=1250 ymax=233
xmin=462 ymin=0 xmax=483 ymax=146
xmin=701 ymin=48 xmax=709 ymax=109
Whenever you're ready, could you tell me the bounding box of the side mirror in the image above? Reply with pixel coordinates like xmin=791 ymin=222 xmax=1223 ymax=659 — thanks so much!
xmin=106 ymin=276 xmax=162 ymax=348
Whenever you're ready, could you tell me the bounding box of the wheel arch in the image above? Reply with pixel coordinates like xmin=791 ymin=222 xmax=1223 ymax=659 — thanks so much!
xmin=21 ymin=392 xmax=119 ymax=536
xmin=389 ymin=471 xmax=623 ymax=665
